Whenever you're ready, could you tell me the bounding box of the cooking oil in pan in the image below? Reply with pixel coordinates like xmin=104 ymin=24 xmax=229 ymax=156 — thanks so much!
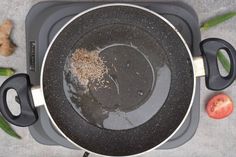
xmin=63 ymin=44 xmax=171 ymax=130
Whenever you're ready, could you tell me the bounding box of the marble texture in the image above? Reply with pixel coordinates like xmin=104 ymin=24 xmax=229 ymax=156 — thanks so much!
xmin=0 ymin=0 xmax=236 ymax=157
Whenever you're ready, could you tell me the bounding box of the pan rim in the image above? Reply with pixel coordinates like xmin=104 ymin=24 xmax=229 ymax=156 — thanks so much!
xmin=40 ymin=3 xmax=196 ymax=157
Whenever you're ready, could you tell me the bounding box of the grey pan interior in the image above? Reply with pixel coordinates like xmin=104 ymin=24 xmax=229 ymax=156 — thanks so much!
xmin=42 ymin=4 xmax=194 ymax=156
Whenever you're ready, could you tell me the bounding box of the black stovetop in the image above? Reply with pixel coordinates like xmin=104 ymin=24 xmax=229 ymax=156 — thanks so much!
xmin=26 ymin=1 xmax=201 ymax=150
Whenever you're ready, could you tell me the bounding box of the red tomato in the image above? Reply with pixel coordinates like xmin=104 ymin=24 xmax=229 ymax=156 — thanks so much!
xmin=206 ymin=94 xmax=234 ymax=119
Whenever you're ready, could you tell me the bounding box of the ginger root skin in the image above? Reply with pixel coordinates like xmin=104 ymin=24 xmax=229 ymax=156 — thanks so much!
xmin=0 ymin=19 xmax=16 ymax=56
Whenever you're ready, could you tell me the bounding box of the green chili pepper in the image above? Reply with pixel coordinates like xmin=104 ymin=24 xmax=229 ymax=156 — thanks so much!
xmin=217 ymin=51 xmax=231 ymax=73
xmin=0 ymin=116 xmax=21 ymax=139
xmin=201 ymin=12 xmax=236 ymax=30
xmin=0 ymin=67 xmax=15 ymax=76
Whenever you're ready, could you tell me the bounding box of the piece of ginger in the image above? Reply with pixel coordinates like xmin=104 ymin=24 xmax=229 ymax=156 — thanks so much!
xmin=0 ymin=19 xmax=16 ymax=56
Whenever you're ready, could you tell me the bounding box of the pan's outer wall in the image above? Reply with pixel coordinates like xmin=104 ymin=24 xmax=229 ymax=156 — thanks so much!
xmin=42 ymin=5 xmax=194 ymax=156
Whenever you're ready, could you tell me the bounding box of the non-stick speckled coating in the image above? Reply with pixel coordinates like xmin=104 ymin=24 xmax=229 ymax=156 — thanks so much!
xmin=43 ymin=5 xmax=194 ymax=156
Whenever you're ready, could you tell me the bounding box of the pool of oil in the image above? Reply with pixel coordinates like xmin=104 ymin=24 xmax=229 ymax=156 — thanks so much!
xmin=63 ymin=24 xmax=171 ymax=130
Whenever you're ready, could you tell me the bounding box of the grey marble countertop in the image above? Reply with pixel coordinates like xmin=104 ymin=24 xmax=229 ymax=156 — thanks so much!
xmin=0 ymin=0 xmax=236 ymax=157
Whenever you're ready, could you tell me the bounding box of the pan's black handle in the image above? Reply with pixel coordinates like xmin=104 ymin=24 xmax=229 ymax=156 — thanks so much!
xmin=200 ymin=38 xmax=236 ymax=90
xmin=0 ymin=74 xmax=38 ymax=127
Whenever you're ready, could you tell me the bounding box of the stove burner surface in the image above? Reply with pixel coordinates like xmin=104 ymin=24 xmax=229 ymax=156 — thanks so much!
xmin=26 ymin=1 xmax=201 ymax=150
